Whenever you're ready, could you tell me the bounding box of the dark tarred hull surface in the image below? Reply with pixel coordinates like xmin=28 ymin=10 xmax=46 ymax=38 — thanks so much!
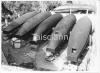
xmin=67 ymin=16 xmax=92 ymax=63
xmin=16 ymin=12 xmax=51 ymax=37
xmin=34 ymin=13 xmax=63 ymax=36
xmin=3 ymin=11 xmax=40 ymax=34
xmin=46 ymin=14 xmax=76 ymax=51
xmin=32 ymin=13 xmax=63 ymax=43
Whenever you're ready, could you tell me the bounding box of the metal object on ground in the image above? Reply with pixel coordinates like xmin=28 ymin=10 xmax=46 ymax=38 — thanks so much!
xmin=3 ymin=11 xmax=40 ymax=34
xmin=32 ymin=13 xmax=63 ymax=44
xmin=15 ymin=11 xmax=51 ymax=37
xmin=45 ymin=14 xmax=76 ymax=60
xmin=67 ymin=16 xmax=92 ymax=65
